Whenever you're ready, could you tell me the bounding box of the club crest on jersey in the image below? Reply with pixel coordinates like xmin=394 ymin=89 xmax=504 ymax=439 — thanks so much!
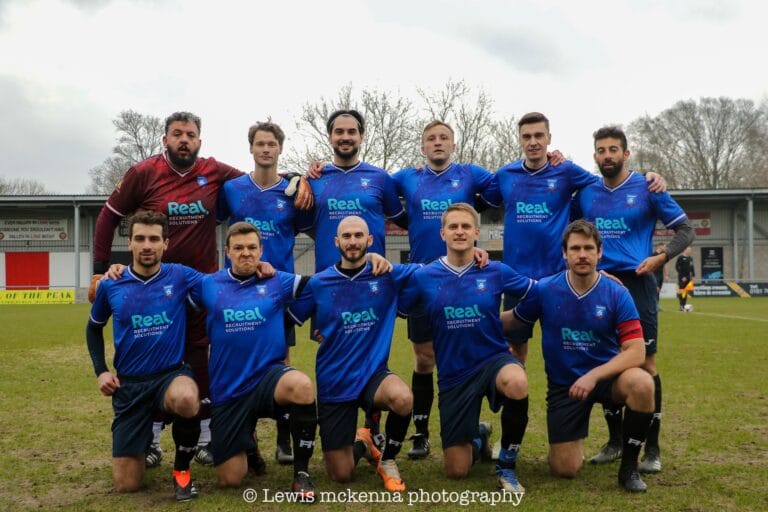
xmin=360 ymin=178 xmax=371 ymax=189
xmin=476 ymin=279 xmax=487 ymax=291
xmin=626 ymin=194 xmax=637 ymax=206
xmin=368 ymin=281 xmax=380 ymax=294
xmin=256 ymin=285 xmax=267 ymax=296
xmin=276 ymin=199 xmax=286 ymax=210
xmin=595 ymin=305 xmax=606 ymax=318
xmin=197 ymin=176 xmax=208 ymax=187
xmin=451 ymin=179 xmax=460 ymax=189
xmin=547 ymin=178 xmax=557 ymax=191
xmin=163 ymin=285 xmax=174 ymax=297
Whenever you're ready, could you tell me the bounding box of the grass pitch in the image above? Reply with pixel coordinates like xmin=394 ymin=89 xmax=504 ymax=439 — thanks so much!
xmin=0 ymin=298 xmax=766 ymax=511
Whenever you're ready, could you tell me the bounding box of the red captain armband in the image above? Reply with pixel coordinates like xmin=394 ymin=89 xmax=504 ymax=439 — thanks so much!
xmin=617 ymin=319 xmax=643 ymax=344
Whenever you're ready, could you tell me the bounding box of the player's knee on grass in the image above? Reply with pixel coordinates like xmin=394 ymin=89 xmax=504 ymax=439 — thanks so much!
xmin=324 ymin=450 xmax=354 ymax=482
xmin=216 ymin=454 xmax=248 ymax=488
xmin=443 ymin=445 xmax=472 ymax=479
xmin=112 ymin=456 xmax=144 ymax=492
xmin=548 ymin=442 xmax=583 ymax=479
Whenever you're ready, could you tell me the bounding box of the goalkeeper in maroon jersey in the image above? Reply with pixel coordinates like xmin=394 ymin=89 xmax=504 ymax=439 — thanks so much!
xmin=92 ymin=111 xmax=312 ymax=469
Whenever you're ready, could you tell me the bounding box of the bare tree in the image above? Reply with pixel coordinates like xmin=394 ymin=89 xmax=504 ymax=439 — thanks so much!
xmin=0 ymin=176 xmax=49 ymax=195
xmin=285 ymin=80 xmax=520 ymax=174
xmin=87 ymin=110 xmax=164 ymax=193
xmin=417 ymin=79 xmax=519 ymax=170
xmin=628 ymin=97 xmax=768 ymax=189
xmin=284 ymin=84 xmax=419 ymax=172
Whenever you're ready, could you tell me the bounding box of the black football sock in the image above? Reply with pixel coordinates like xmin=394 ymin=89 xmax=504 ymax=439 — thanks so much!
xmin=603 ymin=405 xmax=623 ymax=446
xmin=382 ymin=410 xmax=410 ymax=460
xmin=411 ymin=371 xmax=434 ymax=437
xmin=499 ymin=396 xmax=528 ymax=468
xmin=645 ymin=374 xmax=662 ymax=451
xmin=619 ymin=407 xmax=653 ymax=472
xmin=172 ymin=416 xmax=200 ymax=471
xmin=290 ymin=402 xmax=317 ymax=476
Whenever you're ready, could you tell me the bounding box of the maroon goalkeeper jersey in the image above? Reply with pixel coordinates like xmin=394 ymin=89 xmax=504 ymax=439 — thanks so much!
xmin=94 ymin=152 xmax=242 ymax=272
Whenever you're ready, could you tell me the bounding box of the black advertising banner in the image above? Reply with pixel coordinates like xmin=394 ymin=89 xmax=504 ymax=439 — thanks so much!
xmin=700 ymin=247 xmax=724 ymax=280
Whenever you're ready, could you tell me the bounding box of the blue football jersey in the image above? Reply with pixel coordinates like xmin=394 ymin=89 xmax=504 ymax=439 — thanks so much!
xmin=218 ymin=174 xmax=298 ymax=273
xmin=190 ymin=270 xmax=300 ymax=406
xmin=514 ymin=271 xmax=640 ymax=386
xmin=399 ymin=259 xmax=533 ymax=391
xmin=288 ymin=263 xmax=418 ymax=402
xmin=573 ymin=171 xmax=687 ymax=271
xmin=485 ymin=160 xmax=598 ymax=279
xmin=89 ymin=264 xmax=202 ymax=377
xmin=392 ymin=163 xmax=499 ymax=263
xmin=297 ymin=162 xmax=405 ymax=272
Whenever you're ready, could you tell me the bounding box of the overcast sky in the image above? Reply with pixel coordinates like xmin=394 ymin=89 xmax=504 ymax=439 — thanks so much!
xmin=1 ymin=0 xmax=766 ymax=194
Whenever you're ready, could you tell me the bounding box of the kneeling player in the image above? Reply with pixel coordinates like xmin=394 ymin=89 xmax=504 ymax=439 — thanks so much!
xmin=190 ymin=222 xmax=318 ymax=499
xmin=289 ymin=216 xmax=418 ymax=492
xmin=503 ymin=220 xmax=655 ymax=492
xmin=399 ymin=203 xmax=533 ymax=493
xmin=86 ymin=212 xmax=203 ymax=501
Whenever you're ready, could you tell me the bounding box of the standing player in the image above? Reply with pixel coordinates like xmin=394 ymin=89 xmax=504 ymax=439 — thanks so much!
xmin=218 ymin=121 xmax=302 ymax=465
xmin=572 ymin=126 xmax=694 ymax=473
xmin=503 ymin=220 xmax=655 ymax=492
xmin=289 ymin=216 xmax=418 ymax=493
xmin=189 ymin=222 xmax=317 ymax=500
xmin=399 ymin=203 xmax=533 ymax=493
xmin=297 ymin=109 xmax=406 ymax=274
xmin=391 ymin=121 xmax=501 ymax=460
xmin=676 ymin=246 xmax=695 ymax=311
xmin=485 ymin=112 xmax=666 ymax=365
xmin=86 ymin=211 xmax=203 ymax=501
xmin=92 ymin=111 xmax=312 ymax=467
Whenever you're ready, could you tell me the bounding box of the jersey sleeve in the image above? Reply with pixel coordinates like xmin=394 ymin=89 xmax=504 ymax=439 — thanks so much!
xmin=382 ymin=173 xmax=406 ymax=219
xmin=482 ymin=173 xmax=502 ymax=206
xmin=650 ymin=190 xmax=687 ymax=228
xmin=392 ymin=263 xmax=422 ymax=288
xmin=104 ymin=165 xmax=146 ymax=217
xmin=276 ymin=271 xmax=300 ymax=303
xmin=568 ymin=161 xmax=600 ymax=192
xmin=287 ymin=278 xmax=317 ymax=325
xmin=614 ymin=285 xmax=640 ymax=324
xmin=217 ymin=160 xmax=244 ymax=182
xmin=470 ymin=165 xmax=500 ymax=207
xmin=216 ymin=182 xmax=233 ymax=224
xmin=501 ymin=263 xmax=534 ymax=301
xmin=396 ymin=271 xmax=421 ymax=317
xmin=570 ymin=190 xmax=584 ymax=221
xmin=512 ymin=281 xmax=541 ymax=325
xmin=391 ymin=168 xmax=406 ymax=195
xmin=88 ymin=281 xmax=113 ymax=326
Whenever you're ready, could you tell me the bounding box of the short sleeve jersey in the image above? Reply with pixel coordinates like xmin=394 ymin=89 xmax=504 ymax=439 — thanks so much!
xmin=573 ymin=171 xmax=687 ymax=271
xmin=399 ymin=259 xmax=533 ymax=391
xmin=392 ymin=163 xmax=499 ymax=263
xmin=189 ymin=270 xmax=299 ymax=406
xmin=101 ymin=153 xmax=242 ymax=272
xmin=297 ymin=162 xmax=405 ymax=272
xmin=288 ymin=263 xmax=418 ymax=402
xmin=88 ymin=263 xmax=202 ymax=377
xmin=485 ymin=160 xmax=598 ymax=279
xmin=218 ymin=174 xmax=298 ymax=272
xmin=514 ymin=272 xmax=640 ymax=386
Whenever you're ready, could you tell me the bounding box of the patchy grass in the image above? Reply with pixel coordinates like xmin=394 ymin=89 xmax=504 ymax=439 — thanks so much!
xmin=0 ymin=298 xmax=766 ymax=511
